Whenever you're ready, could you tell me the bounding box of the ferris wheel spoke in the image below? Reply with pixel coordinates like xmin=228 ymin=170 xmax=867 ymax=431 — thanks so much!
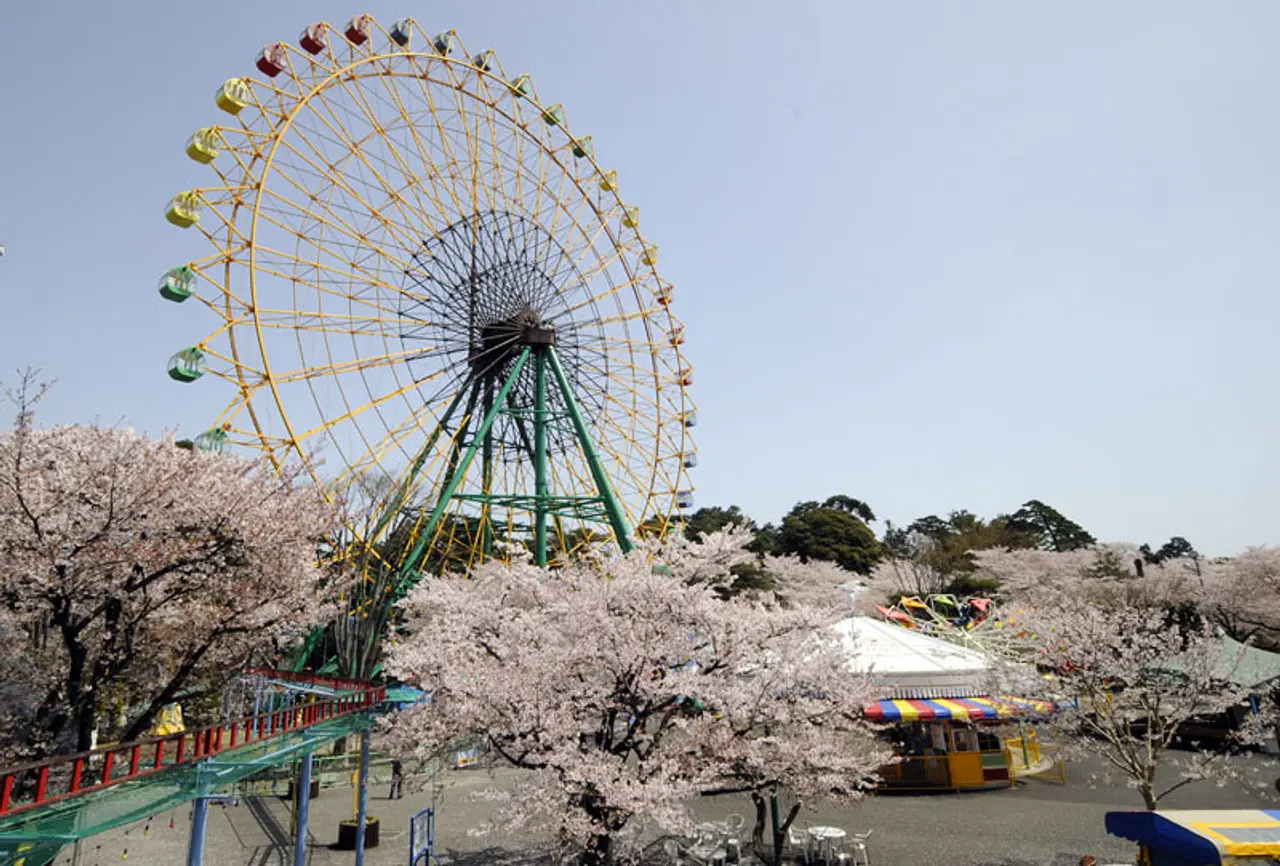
xmin=336 ymin=80 xmax=467 ymax=238
xmin=602 ymin=388 xmax=663 ymax=427
xmin=254 ymin=314 xmax=394 ymax=339
xmin=552 ymin=208 xmax=623 ymax=287
xmin=568 ymin=236 xmax=632 ymax=285
xmin=259 ymin=140 xmax=429 ymax=264
xmin=437 ymin=64 xmax=501 ymax=221
xmin=256 ymin=187 xmax=418 ymax=278
xmin=472 ymin=73 xmax=524 ymax=211
xmin=404 ymin=72 xmax=475 ymax=223
xmin=256 ymin=233 xmax=410 ymax=314
xmin=354 ymin=67 xmax=470 ymax=229
xmin=187 ymin=253 xmax=255 ymax=311
xmin=296 ymin=87 xmax=442 ymax=248
xmin=293 ymin=371 xmax=438 ymax=443
xmin=268 ymin=346 xmax=434 ymax=386
xmin=193 ymin=191 xmax=258 ymax=248
xmin=327 ymin=70 xmax=455 ymax=239
xmin=250 ymin=252 xmax=409 ymax=319
xmin=268 ymin=132 xmax=430 ymax=257
xmin=538 ymin=175 xmax=598 ymax=281
xmin=333 ymin=394 xmax=457 ymax=493
xmin=551 ymin=272 xmax=647 ymax=321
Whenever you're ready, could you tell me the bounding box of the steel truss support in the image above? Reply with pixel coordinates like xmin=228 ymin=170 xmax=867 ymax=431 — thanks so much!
xmin=391 ymin=343 xmax=634 ymax=588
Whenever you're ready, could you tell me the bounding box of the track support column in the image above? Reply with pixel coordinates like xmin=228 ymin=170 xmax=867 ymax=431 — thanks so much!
xmin=355 ymin=729 xmax=371 ymax=865
xmin=187 ymin=796 xmax=211 ymax=866
xmin=293 ymin=752 xmax=313 ymax=866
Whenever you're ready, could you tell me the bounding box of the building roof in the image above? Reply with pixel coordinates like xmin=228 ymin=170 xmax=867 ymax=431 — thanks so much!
xmin=834 ymin=615 xmax=995 ymax=699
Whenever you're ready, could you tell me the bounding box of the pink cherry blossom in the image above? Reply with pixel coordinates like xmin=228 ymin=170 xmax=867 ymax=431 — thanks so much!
xmin=1015 ymin=601 xmax=1276 ymax=809
xmin=1200 ymin=546 xmax=1280 ymax=641
xmin=383 ymin=531 xmax=892 ymax=865
xmin=0 ymin=413 xmax=337 ymax=763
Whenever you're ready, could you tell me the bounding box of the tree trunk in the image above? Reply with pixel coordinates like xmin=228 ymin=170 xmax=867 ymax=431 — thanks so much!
xmin=768 ymin=795 xmax=801 ymax=866
xmin=74 ymin=700 xmax=96 ymax=754
xmin=577 ymin=792 xmax=621 ymax=866
xmin=750 ymin=791 xmax=766 ymax=852
xmin=580 ymin=832 xmax=612 ymax=866
xmin=119 ymin=638 xmax=219 ymax=742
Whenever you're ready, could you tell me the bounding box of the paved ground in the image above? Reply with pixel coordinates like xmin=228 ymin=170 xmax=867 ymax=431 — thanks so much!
xmin=45 ymin=752 xmax=1279 ymax=865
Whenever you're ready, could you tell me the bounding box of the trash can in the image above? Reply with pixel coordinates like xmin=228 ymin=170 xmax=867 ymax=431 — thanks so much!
xmin=337 ymin=817 xmax=380 ymax=850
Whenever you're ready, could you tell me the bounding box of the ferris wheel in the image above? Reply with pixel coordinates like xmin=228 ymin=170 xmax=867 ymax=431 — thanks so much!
xmin=159 ymin=15 xmax=696 ymax=575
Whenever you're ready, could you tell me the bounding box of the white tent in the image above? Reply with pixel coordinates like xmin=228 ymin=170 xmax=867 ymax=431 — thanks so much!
xmin=834 ymin=615 xmax=995 ymax=699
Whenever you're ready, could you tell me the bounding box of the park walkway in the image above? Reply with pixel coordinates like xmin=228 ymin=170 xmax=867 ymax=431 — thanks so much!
xmin=35 ymin=754 xmax=1277 ymax=865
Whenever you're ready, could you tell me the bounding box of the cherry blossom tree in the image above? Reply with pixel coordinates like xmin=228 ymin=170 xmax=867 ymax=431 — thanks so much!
xmin=971 ymin=544 xmax=1202 ymax=608
xmin=860 ymin=532 xmax=950 ymax=605
xmin=383 ymin=531 xmax=891 ymax=865
xmin=1200 ymin=547 xmax=1280 ymax=642
xmin=1017 ymin=601 xmax=1274 ymax=810
xmin=0 ymin=378 xmax=337 ymax=761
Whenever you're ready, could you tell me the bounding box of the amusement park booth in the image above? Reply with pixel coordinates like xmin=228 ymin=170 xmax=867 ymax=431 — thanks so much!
xmin=1105 ymin=809 xmax=1280 ymax=865
xmin=835 ymin=616 xmax=1055 ymax=791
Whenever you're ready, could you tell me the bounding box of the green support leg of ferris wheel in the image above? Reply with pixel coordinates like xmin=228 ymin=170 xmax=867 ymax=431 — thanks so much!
xmin=395 ymin=348 xmax=533 ymax=588
xmin=545 ymin=346 xmax=635 ymax=556
xmin=533 ymin=348 xmax=550 ymax=567
xmin=388 ymin=342 xmax=635 ymax=591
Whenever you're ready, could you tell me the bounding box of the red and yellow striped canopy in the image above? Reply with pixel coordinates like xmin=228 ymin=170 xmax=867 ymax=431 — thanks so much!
xmin=863 ymin=695 xmax=1053 ymax=722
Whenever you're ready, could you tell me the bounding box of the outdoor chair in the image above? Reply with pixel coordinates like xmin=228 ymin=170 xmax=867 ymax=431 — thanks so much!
xmin=787 ymin=826 xmax=812 ymax=864
xmin=845 ymin=830 xmax=872 ymax=866
xmin=721 ymin=813 xmax=745 ymax=862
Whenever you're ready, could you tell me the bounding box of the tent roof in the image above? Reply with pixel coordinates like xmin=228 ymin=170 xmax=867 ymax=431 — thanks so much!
xmin=1212 ymin=634 xmax=1280 ymax=689
xmin=834 ymin=616 xmax=993 ymax=699
xmin=1159 ymin=631 xmax=1280 ymax=690
xmin=1106 ymin=810 xmax=1280 ymax=862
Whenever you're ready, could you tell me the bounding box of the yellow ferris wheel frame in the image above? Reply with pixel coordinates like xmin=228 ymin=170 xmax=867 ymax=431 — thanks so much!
xmin=160 ymin=14 xmax=696 ymax=571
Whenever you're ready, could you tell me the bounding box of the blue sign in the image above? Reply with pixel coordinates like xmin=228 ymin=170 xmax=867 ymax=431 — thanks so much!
xmin=409 ymin=807 xmax=437 ymax=865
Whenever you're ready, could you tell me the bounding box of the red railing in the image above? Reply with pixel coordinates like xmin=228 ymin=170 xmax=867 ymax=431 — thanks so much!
xmin=242 ymin=667 xmax=372 ymax=694
xmin=0 ymin=682 xmax=385 ymax=819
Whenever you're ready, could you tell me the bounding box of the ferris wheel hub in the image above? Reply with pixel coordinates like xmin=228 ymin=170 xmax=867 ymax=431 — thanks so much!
xmin=469 ymin=310 xmax=555 ymax=373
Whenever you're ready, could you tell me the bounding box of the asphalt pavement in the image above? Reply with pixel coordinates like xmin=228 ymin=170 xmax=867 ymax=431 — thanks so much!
xmin=39 ymin=751 xmax=1280 ymax=865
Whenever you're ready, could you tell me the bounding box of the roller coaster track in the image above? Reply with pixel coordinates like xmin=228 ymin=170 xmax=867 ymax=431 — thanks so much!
xmin=0 ymin=670 xmax=385 ymax=865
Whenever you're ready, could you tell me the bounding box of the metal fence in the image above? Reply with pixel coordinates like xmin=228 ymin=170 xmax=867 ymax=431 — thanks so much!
xmin=0 ymin=685 xmax=385 ymax=818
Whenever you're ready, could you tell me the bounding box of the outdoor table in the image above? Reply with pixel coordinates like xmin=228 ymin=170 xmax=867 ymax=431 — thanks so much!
xmin=807 ymin=826 xmax=847 ymax=862
xmin=686 ymin=824 xmax=730 ymax=864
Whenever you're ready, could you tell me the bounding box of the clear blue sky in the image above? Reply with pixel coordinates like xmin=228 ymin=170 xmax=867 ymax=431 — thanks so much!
xmin=2 ymin=1 xmax=1277 ymax=556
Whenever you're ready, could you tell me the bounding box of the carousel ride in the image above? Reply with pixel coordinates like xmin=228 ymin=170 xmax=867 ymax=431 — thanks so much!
xmin=874 ymin=593 xmax=1026 ymax=659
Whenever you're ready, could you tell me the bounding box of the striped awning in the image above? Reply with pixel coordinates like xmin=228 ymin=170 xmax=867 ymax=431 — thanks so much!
xmin=1106 ymin=809 xmax=1280 ymax=862
xmin=863 ymin=695 xmax=1054 ymax=722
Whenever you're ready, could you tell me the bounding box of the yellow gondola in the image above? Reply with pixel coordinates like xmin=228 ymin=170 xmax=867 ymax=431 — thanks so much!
xmin=185 ymin=129 xmax=219 ymax=164
xmin=214 ymin=79 xmax=250 ymax=114
xmin=165 ymin=192 xmax=202 ymax=228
